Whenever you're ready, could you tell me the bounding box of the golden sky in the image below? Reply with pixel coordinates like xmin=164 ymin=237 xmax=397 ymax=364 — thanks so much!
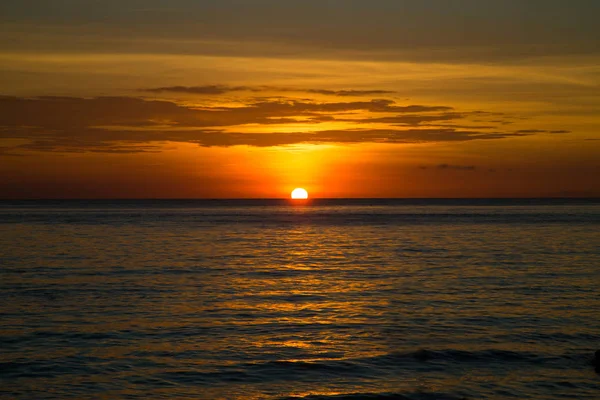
xmin=0 ymin=1 xmax=599 ymax=198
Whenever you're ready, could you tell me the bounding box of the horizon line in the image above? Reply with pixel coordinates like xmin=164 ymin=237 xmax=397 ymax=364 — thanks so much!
xmin=1 ymin=197 xmax=599 ymax=201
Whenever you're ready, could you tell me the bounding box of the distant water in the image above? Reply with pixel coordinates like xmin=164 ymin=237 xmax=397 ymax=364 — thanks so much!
xmin=1 ymin=199 xmax=599 ymax=399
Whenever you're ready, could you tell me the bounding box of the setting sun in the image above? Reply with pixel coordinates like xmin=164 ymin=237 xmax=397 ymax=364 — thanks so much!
xmin=291 ymin=188 xmax=309 ymax=199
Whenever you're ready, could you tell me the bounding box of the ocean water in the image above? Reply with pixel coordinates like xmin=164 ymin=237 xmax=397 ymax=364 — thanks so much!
xmin=1 ymin=199 xmax=599 ymax=399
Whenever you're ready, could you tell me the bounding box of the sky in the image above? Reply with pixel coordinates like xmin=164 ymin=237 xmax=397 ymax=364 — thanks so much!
xmin=0 ymin=0 xmax=599 ymax=198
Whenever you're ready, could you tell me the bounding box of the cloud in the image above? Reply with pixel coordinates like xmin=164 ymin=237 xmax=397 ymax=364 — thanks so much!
xmin=0 ymin=94 xmax=558 ymax=154
xmin=296 ymin=89 xmax=396 ymax=96
xmin=419 ymin=164 xmax=478 ymax=171
xmin=0 ymin=95 xmax=203 ymax=128
xmin=0 ymin=96 xmax=452 ymax=130
xmin=188 ymin=129 xmax=526 ymax=148
xmin=2 ymin=2 xmax=599 ymax=64
xmin=142 ymin=85 xmax=396 ymax=97
xmin=347 ymin=112 xmax=466 ymax=125
xmin=515 ymin=129 xmax=571 ymax=134
xmin=0 ymin=126 xmax=530 ymax=154
xmin=231 ymin=99 xmax=452 ymax=115
xmin=436 ymin=164 xmax=477 ymax=171
xmin=143 ymin=85 xmax=253 ymax=95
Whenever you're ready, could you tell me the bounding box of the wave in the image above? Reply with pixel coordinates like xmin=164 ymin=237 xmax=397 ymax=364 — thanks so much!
xmin=151 ymin=348 xmax=594 ymax=387
xmin=279 ymin=391 xmax=468 ymax=400
xmin=2 ymin=212 xmax=597 ymax=227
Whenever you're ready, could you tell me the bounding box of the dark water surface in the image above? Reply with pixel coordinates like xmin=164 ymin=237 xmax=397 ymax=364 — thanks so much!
xmin=1 ymin=199 xmax=599 ymax=399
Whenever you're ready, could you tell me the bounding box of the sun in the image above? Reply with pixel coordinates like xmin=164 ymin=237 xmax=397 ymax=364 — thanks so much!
xmin=291 ymin=188 xmax=309 ymax=199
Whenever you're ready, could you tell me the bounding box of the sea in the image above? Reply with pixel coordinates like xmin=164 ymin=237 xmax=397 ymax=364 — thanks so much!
xmin=1 ymin=199 xmax=599 ymax=399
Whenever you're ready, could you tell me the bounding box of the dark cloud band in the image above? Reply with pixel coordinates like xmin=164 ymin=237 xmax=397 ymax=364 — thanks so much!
xmin=0 ymin=94 xmax=563 ymax=154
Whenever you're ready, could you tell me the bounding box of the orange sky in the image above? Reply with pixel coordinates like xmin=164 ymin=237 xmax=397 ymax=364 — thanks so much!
xmin=0 ymin=1 xmax=599 ymax=198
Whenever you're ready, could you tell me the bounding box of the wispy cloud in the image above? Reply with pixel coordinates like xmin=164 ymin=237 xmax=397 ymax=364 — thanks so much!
xmin=2 ymin=2 xmax=599 ymax=64
xmin=0 ymin=96 xmax=451 ymax=129
xmin=0 ymin=94 xmax=562 ymax=154
xmin=2 ymin=127 xmax=530 ymax=153
xmin=304 ymin=89 xmax=396 ymax=96
xmin=436 ymin=163 xmax=477 ymax=171
xmin=143 ymin=85 xmax=253 ymax=95
xmin=419 ymin=164 xmax=478 ymax=171
xmin=142 ymin=85 xmax=396 ymax=97
xmin=187 ymin=129 xmax=528 ymax=148
xmin=515 ymin=129 xmax=571 ymax=134
xmin=345 ymin=112 xmax=466 ymax=125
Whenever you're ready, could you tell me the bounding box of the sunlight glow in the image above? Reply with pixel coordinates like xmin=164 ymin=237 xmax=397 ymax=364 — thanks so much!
xmin=291 ymin=188 xmax=309 ymax=199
